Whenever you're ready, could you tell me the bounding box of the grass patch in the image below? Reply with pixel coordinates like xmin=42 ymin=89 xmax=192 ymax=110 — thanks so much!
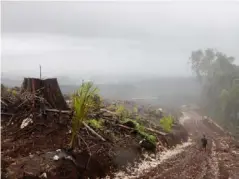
xmin=116 ymin=105 xmax=130 ymax=120
xmin=87 ymin=119 xmax=104 ymax=129
xmin=107 ymin=104 xmax=116 ymax=111
xmin=133 ymin=106 xmax=138 ymax=114
xmin=160 ymin=115 xmax=173 ymax=132
xmin=138 ymin=131 xmax=157 ymax=145
xmin=123 ymin=119 xmax=157 ymax=146
xmin=135 ymin=115 xmax=141 ymax=121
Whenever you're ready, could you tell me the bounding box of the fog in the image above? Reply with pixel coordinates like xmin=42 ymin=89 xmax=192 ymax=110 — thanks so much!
xmin=2 ymin=1 xmax=239 ymax=79
xmin=1 ymin=1 xmax=239 ymax=107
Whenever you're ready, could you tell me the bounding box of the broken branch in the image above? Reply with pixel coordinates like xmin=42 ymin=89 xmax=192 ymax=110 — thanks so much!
xmin=116 ymin=124 xmax=167 ymax=136
xmin=45 ymin=108 xmax=71 ymax=114
xmin=1 ymin=112 xmax=14 ymax=116
xmin=144 ymin=127 xmax=167 ymax=136
xmin=1 ymin=99 xmax=8 ymax=106
xmin=82 ymin=121 xmax=106 ymax=142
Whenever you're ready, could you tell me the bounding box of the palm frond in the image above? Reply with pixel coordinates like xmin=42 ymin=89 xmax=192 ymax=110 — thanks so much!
xmin=69 ymin=81 xmax=100 ymax=148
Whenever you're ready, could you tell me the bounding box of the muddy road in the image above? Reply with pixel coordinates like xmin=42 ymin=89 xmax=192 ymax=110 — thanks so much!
xmin=140 ymin=110 xmax=239 ymax=179
xmin=114 ymin=110 xmax=239 ymax=179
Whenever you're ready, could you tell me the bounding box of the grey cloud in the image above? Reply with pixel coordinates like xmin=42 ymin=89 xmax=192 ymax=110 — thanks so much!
xmin=3 ymin=2 xmax=239 ymax=38
xmin=1 ymin=1 xmax=239 ymax=78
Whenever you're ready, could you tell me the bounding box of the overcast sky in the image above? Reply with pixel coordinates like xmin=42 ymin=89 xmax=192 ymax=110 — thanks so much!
xmin=1 ymin=1 xmax=239 ymax=78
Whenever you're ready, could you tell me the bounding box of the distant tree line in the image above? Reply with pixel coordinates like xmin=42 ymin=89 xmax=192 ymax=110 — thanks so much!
xmin=189 ymin=48 xmax=239 ymax=137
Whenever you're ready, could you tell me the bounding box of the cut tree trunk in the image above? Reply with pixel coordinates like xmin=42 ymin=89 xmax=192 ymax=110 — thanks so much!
xmin=21 ymin=78 xmax=68 ymax=110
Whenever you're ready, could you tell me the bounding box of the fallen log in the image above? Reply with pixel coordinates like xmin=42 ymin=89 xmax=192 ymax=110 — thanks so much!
xmin=45 ymin=108 xmax=71 ymax=114
xmin=1 ymin=100 xmax=8 ymax=106
xmin=17 ymin=99 xmax=29 ymax=109
xmin=116 ymin=124 xmax=167 ymax=136
xmin=116 ymin=124 xmax=134 ymax=130
xmin=1 ymin=112 xmax=14 ymax=116
xmin=144 ymin=127 xmax=167 ymax=136
xmin=100 ymin=108 xmax=117 ymax=115
xmin=82 ymin=121 xmax=106 ymax=142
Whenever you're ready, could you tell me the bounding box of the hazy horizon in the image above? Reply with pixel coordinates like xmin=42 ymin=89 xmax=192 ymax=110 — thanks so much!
xmin=2 ymin=1 xmax=239 ymax=78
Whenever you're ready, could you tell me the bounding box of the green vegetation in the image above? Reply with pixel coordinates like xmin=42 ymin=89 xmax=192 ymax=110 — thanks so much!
xmin=135 ymin=115 xmax=141 ymax=121
xmin=11 ymin=89 xmax=17 ymax=96
xmin=68 ymin=80 xmax=174 ymax=148
xmin=87 ymin=119 xmax=104 ymax=129
xmin=133 ymin=106 xmax=138 ymax=114
xmin=116 ymin=104 xmax=126 ymax=115
xmin=70 ymin=81 xmax=99 ymax=148
xmin=92 ymin=94 xmax=102 ymax=110
xmin=189 ymin=49 xmax=239 ymax=138
xmin=123 ymin=119 xmax=157 ymax=146
xmin=116 ymin=104 xmax=129 ymax=119
xmin=160 ymin=116 xmax=173 ymax=132
xmin=108 ymin=104 xmax=116 ymax=111
xmin=139 ymin=131 xmax=157 ymax=145
xmin=2 ymin=86 xmax=18 ymax=96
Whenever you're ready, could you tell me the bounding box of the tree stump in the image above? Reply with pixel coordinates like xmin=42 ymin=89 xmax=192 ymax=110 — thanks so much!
xmin=21 ymin=78 xmax=68 ymax=110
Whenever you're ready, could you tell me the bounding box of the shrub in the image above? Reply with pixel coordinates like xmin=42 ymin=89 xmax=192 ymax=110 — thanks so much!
xmin=160 ymin=116 xmax=173 ymax=132
xmin=123 ymin=119 xmax=157 ymax=146
xmin=139 ymin=131 xmax=157 ymax=145
xmin=135 ymin=115 xmax=141 ymax=121
xmin=116 ymin=105 xmax=129 ymax=120
xmin=133 ymin=106 xmax=138 ymax=114
xmin=108 ymin=104 xmax=116 ymax=111
xmin=11 ymin=89 xmax=17 ymax=96
xmin=87 ymin=119 xmax=104 ymax=129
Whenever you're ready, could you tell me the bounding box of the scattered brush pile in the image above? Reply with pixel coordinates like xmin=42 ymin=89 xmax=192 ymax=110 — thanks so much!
xmin=1 ymin=81 xmax=188 ymax=179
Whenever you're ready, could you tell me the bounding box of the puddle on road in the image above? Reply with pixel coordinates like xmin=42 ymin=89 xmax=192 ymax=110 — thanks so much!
xmin=109 ymin=139 xmax=193 ymax=179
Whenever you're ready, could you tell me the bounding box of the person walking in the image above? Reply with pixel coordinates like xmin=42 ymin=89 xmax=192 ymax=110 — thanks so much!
xmin=201 ymin=134 xmax=208 ymax=152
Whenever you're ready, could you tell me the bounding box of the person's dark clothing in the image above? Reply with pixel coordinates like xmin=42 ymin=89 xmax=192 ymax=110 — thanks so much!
xmin=201 ymin=137 xmax=207 ymax=148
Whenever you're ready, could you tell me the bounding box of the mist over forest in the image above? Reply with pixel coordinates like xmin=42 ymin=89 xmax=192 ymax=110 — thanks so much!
xmin=1 ymin=73 xmax=201 ymax=108
xmin=2 ymin=1 xmax=238 ymax=108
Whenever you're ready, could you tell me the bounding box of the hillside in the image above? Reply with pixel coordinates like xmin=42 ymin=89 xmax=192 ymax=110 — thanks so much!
xmin=1 ymin=83 xmax=188 ymax=179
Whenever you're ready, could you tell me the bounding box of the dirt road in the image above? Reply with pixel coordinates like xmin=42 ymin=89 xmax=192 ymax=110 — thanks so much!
xmin=137 ymin=110 xmax=239 ymax=179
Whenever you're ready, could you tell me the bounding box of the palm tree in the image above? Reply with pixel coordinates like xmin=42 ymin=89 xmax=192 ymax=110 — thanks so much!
xmin=69 ymin=81 xmax=99 ymax=149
